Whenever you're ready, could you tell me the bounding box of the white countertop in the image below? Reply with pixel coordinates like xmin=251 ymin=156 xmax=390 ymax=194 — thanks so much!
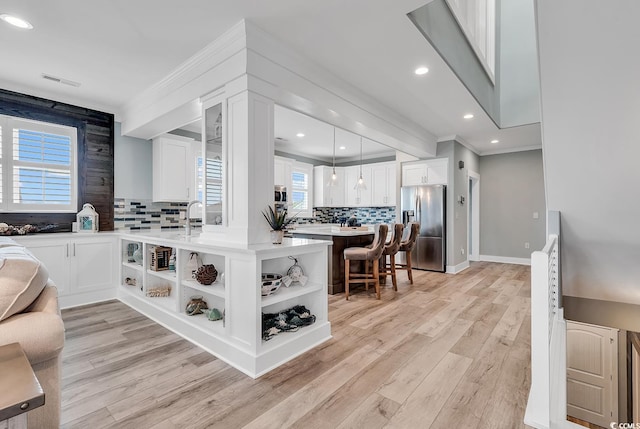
xmin=289 ymin=224 xmax=375 ymax=237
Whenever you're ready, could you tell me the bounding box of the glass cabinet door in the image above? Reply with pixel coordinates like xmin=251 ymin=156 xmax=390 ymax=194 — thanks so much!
xmin=203 ymin=101 xmax=224 ymax=227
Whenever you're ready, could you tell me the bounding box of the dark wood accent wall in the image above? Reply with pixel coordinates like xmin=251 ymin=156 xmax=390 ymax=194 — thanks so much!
xmin=0 ymin=89 xmax=114 ymax=231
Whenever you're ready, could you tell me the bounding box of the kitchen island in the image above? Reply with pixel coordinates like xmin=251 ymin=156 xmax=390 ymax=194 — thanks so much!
xmin=116 ymin=231 xmax=332 ymax=378
xmin=289 ymin=225 xmax=375 ymax=294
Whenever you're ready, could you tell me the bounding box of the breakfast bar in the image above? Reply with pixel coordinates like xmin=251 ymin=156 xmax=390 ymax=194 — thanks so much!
xmin=289 ymin=225 xmax=375 ymax=294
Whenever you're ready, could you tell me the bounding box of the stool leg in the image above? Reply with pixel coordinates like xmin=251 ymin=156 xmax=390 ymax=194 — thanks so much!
xmin=373 ymin=259 xmax=381 ymax=299
xmin=345 ymin=259 xmax=350 ymax=300
xmin=406 ymin=250 xmax=413 ymax=284
xmin=390 ymin=254 xmax=397 ymax=291
xmin=364 ymin=260 xmax=369 ymax=291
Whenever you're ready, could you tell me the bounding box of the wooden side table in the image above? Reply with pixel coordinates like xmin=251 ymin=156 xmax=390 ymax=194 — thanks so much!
xmin=0 ymin=343 xmax=45 ymax=429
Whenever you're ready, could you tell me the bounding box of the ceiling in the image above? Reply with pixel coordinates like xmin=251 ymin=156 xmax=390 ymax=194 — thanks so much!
xmin=0 ymin=0 xmax=541 ymax=156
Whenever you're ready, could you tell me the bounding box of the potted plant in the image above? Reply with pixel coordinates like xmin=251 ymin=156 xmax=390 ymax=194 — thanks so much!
xmin=262 ymin=206 xmax=296 ymax=244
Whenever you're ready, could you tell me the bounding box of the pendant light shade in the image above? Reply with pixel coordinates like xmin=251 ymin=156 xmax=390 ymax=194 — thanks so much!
xmin=328 ymin=127 xmax=338 ymax=187
xmin=354 ymin=137 xmax=367 ymax=191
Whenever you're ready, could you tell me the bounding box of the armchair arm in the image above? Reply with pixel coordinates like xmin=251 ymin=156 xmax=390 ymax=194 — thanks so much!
xmin=0 ymin=311 xmax=64 ymax=365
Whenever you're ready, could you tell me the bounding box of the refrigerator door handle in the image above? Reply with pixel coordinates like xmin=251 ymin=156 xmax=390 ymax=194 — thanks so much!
xmin=415 ymin=194 xmax=420 ymax=224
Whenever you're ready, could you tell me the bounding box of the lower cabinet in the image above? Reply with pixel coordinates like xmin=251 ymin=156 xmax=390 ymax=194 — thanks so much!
xmin=14 ymin=234 xmax=117 ymax=308
xmin=117 ymin=234 xmax=331 ymax=378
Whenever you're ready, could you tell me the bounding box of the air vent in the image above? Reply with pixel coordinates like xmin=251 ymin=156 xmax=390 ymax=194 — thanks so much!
xmin=275 ymin=137 xmax=288 ymax=142
xmin=41 ymin=73 xmax=81 ymax=87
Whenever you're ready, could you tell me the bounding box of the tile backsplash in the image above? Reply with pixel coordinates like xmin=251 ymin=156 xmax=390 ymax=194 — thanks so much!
xmin=295 ymin=206 xmax=396 ymax=225
xmin=114 ymin=198 xmax=202 ymax=231
xmin=114 ymin=199 xmax=395 ymax=230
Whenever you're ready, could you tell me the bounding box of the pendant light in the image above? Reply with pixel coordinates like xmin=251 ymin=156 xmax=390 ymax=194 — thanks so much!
xmin=327 ymin=127 xmax=338 ymax=186
xmin=354 ymin=136 xmax=367 ymax=190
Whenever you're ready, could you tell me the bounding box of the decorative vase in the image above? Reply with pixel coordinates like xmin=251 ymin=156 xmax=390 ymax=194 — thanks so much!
xmin=271 ymin=230 xmax=284 ymax=244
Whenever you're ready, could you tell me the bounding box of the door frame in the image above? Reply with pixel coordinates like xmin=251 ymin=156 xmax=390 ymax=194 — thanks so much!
xmin=467 ymin=170 xmax=480 ymax=261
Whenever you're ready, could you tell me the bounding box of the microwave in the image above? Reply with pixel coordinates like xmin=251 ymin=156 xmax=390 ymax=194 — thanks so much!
xmin=274 ymin=186 xmax=287 ymax=203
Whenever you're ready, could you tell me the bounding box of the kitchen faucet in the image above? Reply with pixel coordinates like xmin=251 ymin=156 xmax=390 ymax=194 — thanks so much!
xmin=185 ymin=200 xmax=202 ymax=236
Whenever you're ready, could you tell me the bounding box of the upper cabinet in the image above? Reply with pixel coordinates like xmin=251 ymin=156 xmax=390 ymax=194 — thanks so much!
xmin=274 ymin=156 xmax=293 ymax=191
xmin=152 ymin=135 xmax=199 ymax=202
xmin=371 ymin=162 xmax=396 ymax=206
xmin=401 ymin=159 xmax=448 ymax=186
xmin=313 ymin=166 xmax=344 ymax=207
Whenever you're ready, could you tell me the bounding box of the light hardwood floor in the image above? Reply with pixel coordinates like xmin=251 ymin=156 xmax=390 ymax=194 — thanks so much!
xmin=60 ymin=261 xmax=533 ymax=428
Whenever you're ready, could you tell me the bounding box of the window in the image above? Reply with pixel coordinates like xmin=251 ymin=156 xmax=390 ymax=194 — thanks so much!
xmin=0 ymin=115 xmax=77 ymax=212
xmin=291 ymin=162 xmax=313 ymax=218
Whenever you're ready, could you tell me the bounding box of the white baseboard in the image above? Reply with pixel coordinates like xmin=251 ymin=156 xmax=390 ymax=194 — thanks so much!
xmin=446 ymin=260 xmax=470 ymax=274
xmin=479 ymin=255 xmax=531 ymax=266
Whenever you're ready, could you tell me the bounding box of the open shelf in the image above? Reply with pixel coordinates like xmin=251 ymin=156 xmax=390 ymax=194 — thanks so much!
xmin=261 ymin=281 xmax=323 ymax=307
xmin=145 ymin=295 xmax=176 ymax=311
xmin=176 ymin=312 xmax=225 ymax=335
xmin=147 ymin=269 xmax=176 ymax=282
xmin=182 ymin=279 xmax=225 ymax=299
xmin=120 ymin=283 xmax=144 ymax=298
xmin=122 ymin=261 xmax=144 ymax=272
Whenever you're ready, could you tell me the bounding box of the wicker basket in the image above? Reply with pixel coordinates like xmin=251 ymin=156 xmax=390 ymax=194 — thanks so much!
xmin=195 ymin=264 xmax=218 ymax=285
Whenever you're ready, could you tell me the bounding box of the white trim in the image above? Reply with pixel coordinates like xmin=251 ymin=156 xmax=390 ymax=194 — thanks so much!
xmin=479 ymin=144 xmax=542 ymax=156
xmin=479 ymin=254 xmax=531 ymax=265
xmin=467 ymin=170 xmax=480 ymax=260
xmin=446 ymin=260 xmax=470 ymax=274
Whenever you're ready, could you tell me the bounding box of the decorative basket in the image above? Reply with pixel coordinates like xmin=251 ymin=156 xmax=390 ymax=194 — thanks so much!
xmin=261 ymin=273 xmax=283 ymax=296
xmin=195 ymin=264 xmax=218 ymax=285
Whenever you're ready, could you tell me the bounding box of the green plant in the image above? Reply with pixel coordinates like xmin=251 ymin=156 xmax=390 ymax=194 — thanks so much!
xmin=262 ymin=206 xmax=296 ymax=231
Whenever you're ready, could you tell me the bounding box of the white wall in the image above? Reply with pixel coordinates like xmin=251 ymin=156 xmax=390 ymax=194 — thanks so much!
xmin=114 ymin=122 xmax=152 ymax=200
xmin=537 ymin=1 xmax=640 ymax=303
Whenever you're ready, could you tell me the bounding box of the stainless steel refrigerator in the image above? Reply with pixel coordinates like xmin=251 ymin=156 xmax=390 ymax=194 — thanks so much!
xmin=400 ymin=184 xmax=446 ymax=272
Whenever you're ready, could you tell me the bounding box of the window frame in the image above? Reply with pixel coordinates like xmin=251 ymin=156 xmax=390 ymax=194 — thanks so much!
xmin=291 ymin=161 xmax=313 ymax=218
xmin=0 ymin=115 xmax=78 ymax=213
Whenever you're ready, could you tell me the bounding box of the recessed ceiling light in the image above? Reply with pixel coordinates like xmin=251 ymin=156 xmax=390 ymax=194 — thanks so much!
xmin=463 ymin=114 xmax=474 ymax=119
xmin=0 ymin=14 xmax=33 ymax=29
xmin=339 ymin=146 xmax=346 ymax=150
xmin=490 ymin=139 xmax=499 ymax=144
xmin=296 ymin=133 xmax=305 ymax=138
xmin=414 ymin=66 xmax=429 ymax=75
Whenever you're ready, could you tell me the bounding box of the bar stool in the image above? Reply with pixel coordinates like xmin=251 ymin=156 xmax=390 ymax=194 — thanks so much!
xmin=344 ymin=224 xmax=388 ymax=300
xmin=397 ymin=222 xmax=420 ymax=284
xmin=379 ymin=223 xmax=404 ymax=291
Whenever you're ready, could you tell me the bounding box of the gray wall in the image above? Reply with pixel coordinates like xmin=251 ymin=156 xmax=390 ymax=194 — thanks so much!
xmin=453 ymin=142 xmax=480 ymax=266
xmin=479 ymin=150 xmax=546 ymax=259
xmin=114 ymin=122 xmax=152 ymax=200
xmin=435 ymin=140 xmax=480 ymax=268
xmin=537 ymin=0 xmax=640 ymax=304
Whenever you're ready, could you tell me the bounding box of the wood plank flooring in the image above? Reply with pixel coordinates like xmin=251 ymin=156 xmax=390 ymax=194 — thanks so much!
xmin=61 ymin=262 xmax=533 ymax=428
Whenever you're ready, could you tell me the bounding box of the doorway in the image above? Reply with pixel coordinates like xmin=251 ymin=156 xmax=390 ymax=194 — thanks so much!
xmin=467 ymin=171 xmax=480 ymax=261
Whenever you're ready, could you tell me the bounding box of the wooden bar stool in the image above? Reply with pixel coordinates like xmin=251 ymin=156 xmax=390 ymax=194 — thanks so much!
xmin=397 ymin=222 xmax=420 ymax=284
xmin=379 ymin=223 xmax=404 ymax=291
xmin=344 ymin=224 xmax=388 ymax=300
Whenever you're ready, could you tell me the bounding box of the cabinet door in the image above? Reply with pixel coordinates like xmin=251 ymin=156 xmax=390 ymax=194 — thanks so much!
xmin=386 ymin=164 xmax=397 ymax=206
xmin=72 ymin=238 xmax=115 ymax=292
xmin=357 ymin=166 xmax=372 ymax=206
xmin=343 ymin=166 xmax=360 ymax=206
xmin=21 ymin=241 xmax=71 ymax=296
xmin=426 ymin=160 xmax=448 ymax=185
xmin=153 ymin=137 xmax=191 ymax=202
xmin=371 ymin=164 xmax=387 ymax=206
xmin=328 ymin=168 xmax=344 ymax=207
xmin=402 ymin=164 xmax=426 ymax=186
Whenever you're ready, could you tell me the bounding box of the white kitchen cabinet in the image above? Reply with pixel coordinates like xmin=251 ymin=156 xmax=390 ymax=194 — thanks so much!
xmin=14 ymin=235 xmax=116 ymax=308
xmin=313 ymin=166 xmax=344 ymax=207
xmin=153 ymin=135 xmax=199 ymax=202
xmin=371 ymin=162 xmax=396 ymax=206
xmin=274 ymin=156 xmax=293 ymax=190
xmin=344 ymin=165 xmax=372 ymax=206
xmin=401 ymin=159 xmax=449 ymax=186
